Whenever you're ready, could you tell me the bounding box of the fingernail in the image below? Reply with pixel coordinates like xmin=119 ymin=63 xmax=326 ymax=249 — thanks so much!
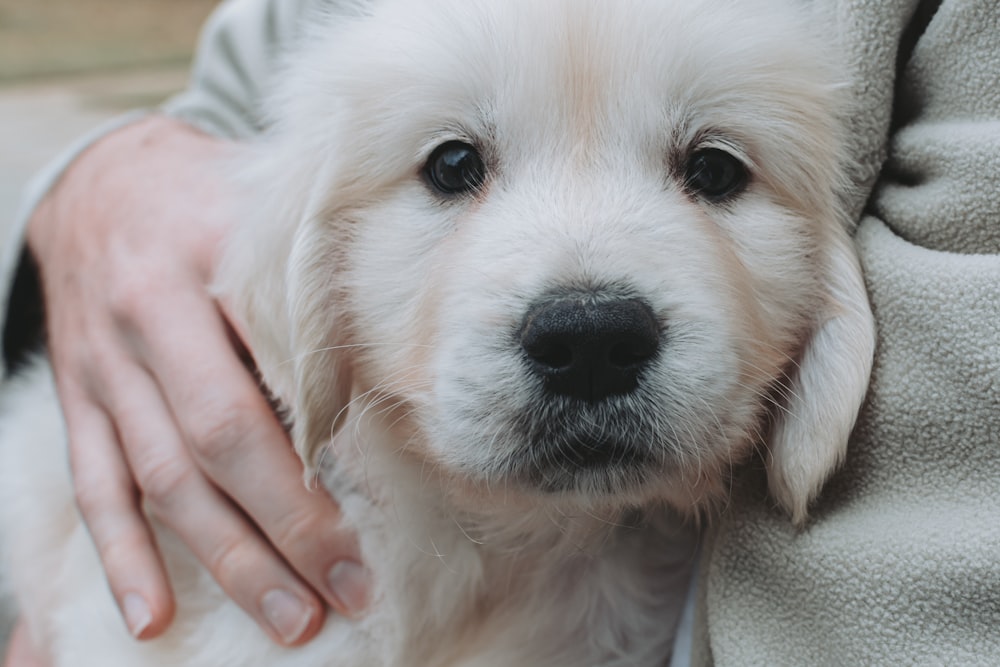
xmin=326 ymin=560 xmax=370 ymax=617
xmin=122 ymin=592 xmax=152 ymax=638
xmin=261 ymin=589 xmax=313 ymax=645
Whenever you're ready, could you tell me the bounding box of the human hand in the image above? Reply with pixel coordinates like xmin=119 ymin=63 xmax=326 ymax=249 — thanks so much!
xmin=25 ymin=115 xmax=369 ymax=646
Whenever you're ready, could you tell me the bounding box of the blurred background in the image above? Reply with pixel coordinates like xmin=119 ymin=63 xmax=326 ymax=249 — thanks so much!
xmin=0 ymin=0 xmax=221 ymax=653
xmin=0 ymin=0 xmax=221 ymax=239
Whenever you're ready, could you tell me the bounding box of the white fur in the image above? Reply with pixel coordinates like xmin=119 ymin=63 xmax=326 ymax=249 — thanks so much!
xmin=0 ymin=0 xmax=875 ymax=664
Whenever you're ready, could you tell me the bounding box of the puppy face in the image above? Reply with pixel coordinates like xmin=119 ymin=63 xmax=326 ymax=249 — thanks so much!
xmin=226 ymin=0 xmax=875 ymax=519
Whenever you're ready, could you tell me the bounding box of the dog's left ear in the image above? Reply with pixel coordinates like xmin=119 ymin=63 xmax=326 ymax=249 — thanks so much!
xmin=219 ymin=205 xmax=353 ymax=482
xmin=285 ymin=221 xmax=354 ymax=478
xmin=766 ymin=228 xmax=875 ymax=525
xmin=220 ymin=103 xmax=358 ymax=479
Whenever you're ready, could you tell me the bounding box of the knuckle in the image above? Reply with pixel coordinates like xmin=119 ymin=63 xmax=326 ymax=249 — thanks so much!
xmin=51 ymin=333 xmax=114 ymax=387
xmin=271 ymin=508 xmax=327 ymax=553
xmin=72 ymin=474 xmax=114 ymax=518
xmin=207 ymin=535 xmax=259 ymax=588
xmin=186 ymin=400 xmax=258 ymax=465
xmin=96 ymin=529 xmax=151 ymax=576
xmin=107 ymin=277 xmax=155 ymax=324
xmin=135 ymin=457 xmax=194 ymax=508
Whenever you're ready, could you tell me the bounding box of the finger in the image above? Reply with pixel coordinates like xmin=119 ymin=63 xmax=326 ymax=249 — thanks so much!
xmin=58 ymin=381 xmax=174 ymax=640
xmin=130 ymin=289 xmax=369 ymax=617
xmin=105 ymin=362 xmax=326 ymax=645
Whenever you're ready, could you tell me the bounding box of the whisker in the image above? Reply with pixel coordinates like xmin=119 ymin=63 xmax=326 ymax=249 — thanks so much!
xmin=279 ymin=341 xmax=434 ymax=367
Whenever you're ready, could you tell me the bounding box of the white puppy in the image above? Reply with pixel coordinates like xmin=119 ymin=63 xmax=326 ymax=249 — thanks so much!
xmin=0 ymin=0 xmax=875 ymax=665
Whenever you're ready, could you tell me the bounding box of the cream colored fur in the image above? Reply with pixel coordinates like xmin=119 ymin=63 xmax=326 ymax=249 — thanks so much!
xmin=0 ymin=0 xmax=874 ymax=664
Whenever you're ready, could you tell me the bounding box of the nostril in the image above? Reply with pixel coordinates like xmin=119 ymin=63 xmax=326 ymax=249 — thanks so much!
xmin=519 ymin=295 xmax=660 ymax=401
xmin=608 ymin=337 xmax=656 ymax=369
xmin=524 ymin=338 xmax=574 ymax=371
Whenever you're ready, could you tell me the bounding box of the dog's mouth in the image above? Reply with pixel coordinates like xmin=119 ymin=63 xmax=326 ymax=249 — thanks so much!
xmin=495 ymin=399 xmax=666 ymax=496
xmin=517 ymin=436 xmax=655 ymax=494
xmin=547 ymin=435 xmax=649 ymax=471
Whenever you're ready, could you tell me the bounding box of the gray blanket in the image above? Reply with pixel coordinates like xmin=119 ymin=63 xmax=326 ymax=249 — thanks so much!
xmin=695 ymin=0 xmax=1000 ymax=663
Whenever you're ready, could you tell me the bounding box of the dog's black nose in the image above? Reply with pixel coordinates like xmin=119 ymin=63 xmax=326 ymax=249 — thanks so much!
xmin=520 ymin=296 xmax=660 ymax=402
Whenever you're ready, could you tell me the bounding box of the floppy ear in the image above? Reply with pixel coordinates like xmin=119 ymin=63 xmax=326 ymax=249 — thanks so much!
xmin=217 ymin=141 xmax=353 ymax=482
xmin=766 ymin=227 xmax=875 ymax=525
xmin=284 ymin=221 xmax=353 ymax=478
xmin=221 ymin=222 xmax=351 ymax=481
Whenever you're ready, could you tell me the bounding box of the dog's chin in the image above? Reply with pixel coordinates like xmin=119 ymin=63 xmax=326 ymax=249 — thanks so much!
xmin=435 ymin=397 xmax=745 ymax=513
xmin=503 ymin=436 xmax=657 ymax=497
xmin=477 ymin=392 xmax=677 ymax=498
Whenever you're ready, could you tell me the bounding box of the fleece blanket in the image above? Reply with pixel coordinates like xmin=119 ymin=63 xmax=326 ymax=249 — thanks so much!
xmin=694 ymin=0 xmax=1000 ymax=663
xmin=2 ymin=0 xmax=997 ymax=664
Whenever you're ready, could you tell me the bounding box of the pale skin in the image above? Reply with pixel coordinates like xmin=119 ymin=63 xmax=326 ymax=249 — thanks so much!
xmin=5 ymin=115 xmax=369 ymax=664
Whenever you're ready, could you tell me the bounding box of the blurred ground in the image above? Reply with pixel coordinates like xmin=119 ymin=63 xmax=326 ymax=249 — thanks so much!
xmin=0 ymin=0 xmax=219 ymax=234
xmin=0 ymin=0 xmax=217 ymax=81
xmin=0 ymin=0 xmax=221 ymax=654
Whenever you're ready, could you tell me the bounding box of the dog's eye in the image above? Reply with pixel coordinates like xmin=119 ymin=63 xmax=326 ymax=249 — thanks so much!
xmin=425 ymin=141 xmax=486 ymax=195
xmin=684 ymin=148 xmax=748 ymax=201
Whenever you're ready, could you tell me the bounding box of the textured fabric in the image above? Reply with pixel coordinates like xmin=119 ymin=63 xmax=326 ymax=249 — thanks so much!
xmin=695 ymin=0 xmax=1000 ymax=664
xmin=161 ymin=0 xmax=318 ymax=138
xmin=2 ymin=0 xmax=998 ymax=663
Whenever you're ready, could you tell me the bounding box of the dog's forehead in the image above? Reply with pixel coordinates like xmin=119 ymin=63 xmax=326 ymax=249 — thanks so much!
xmin=337 ymin=0 xmax=829 ymax=141
xmin=296 ymin=0 xmax=841 ymax=212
